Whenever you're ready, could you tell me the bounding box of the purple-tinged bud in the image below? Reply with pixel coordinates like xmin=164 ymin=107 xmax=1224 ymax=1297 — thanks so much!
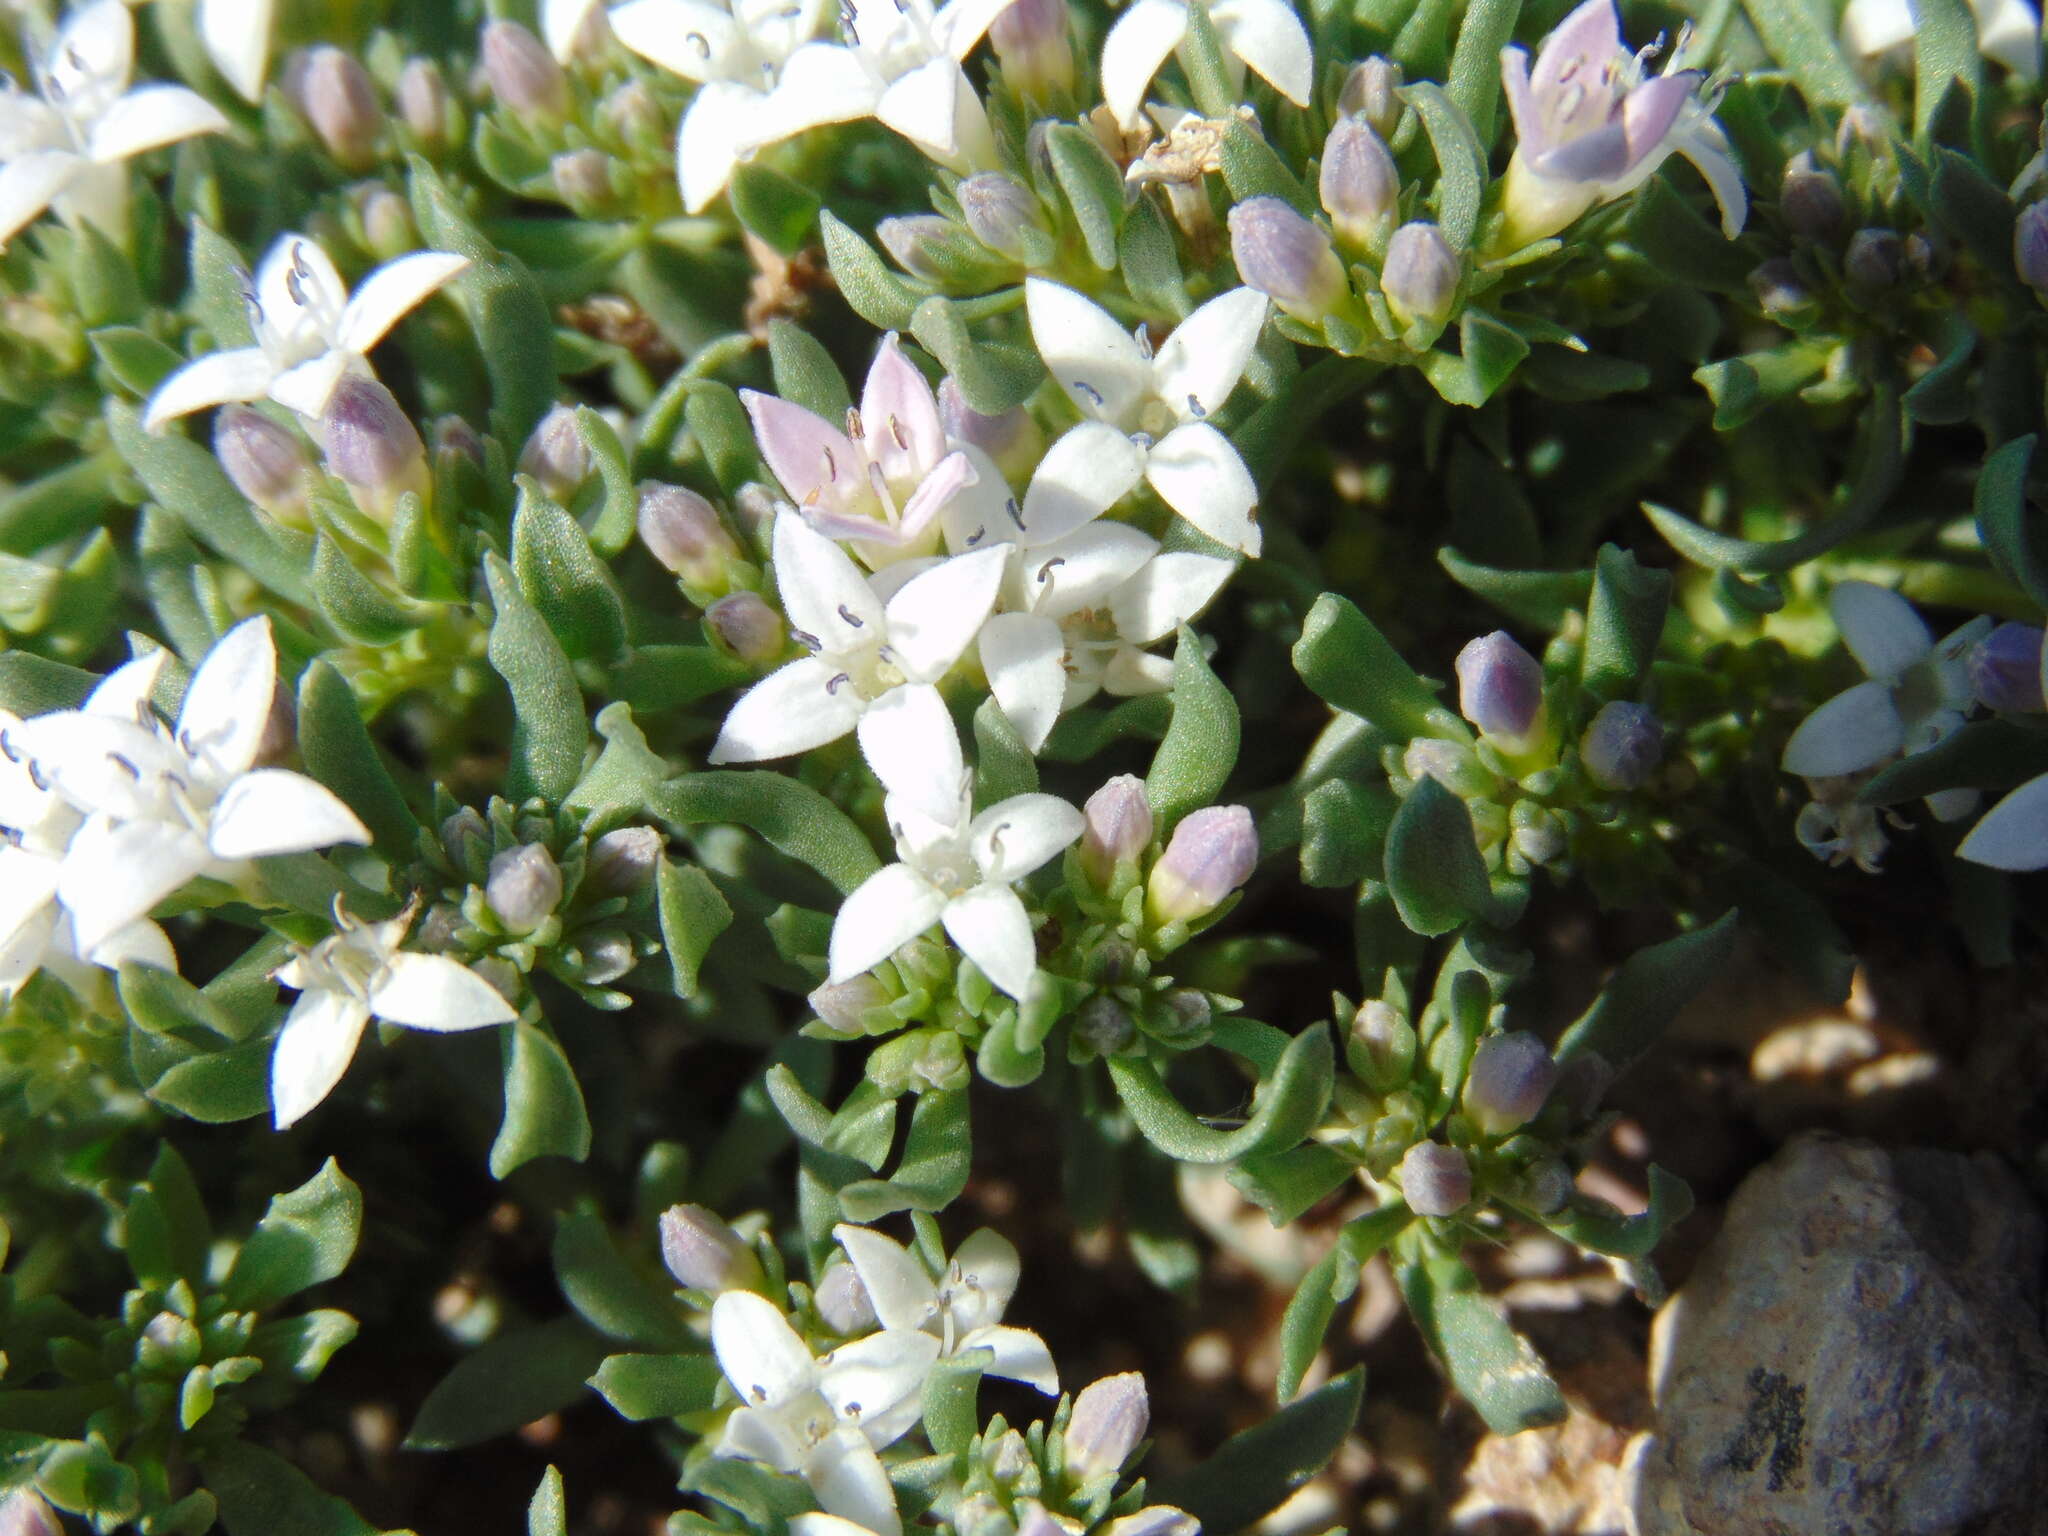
xmin=1074 ymin=994 xmax=1135 ymax=1055
xmin=989 ymin=0 xmax=1074 ymax=99
xmin=938 ymin=376 xmax=1043 ymax=483
xmin=397 ymin=58 xmax=453 ymax=147
xmin=1843 ymin=227 xmax=1902 ymax=294
xmin=808 ymin=974 xmax=890 ymax=1034
xmin=1455 ymin=631 xmax=1545 ymax=748
xmin=551 ymin=148 xmax=618 ymax=215
xmin=519 ymin=404 xmax=591 ymax=502
xmin=440 ymin=806 xmax=488 ymax=869
xmin=1779 ymin=157 xmax=1846 ymax=242
xmin=1398 ymin=1140 xmax=1471 ymax=1217
xmin=1381 ymin=220 xmax=1460 ymax=331
xmin=482 ymin=21 xmax=570 ymax=122
xmin=1146 ymin=805 xmax=1257 ymax=926
xmin=639 ymin=482 xmax=742 ymax=591
xmin=1228 ymin=197 xmax=1347 ymax=320
xmin=486 ymin=843 xmax=563 ymax=933
xmin=1319 ymin=118 xmax=1399 ymax=247
xmin=0 ymin=1491 xmax=61 ymax=1536
xmin=705 ymin=592 xmax=786 ymax=666
xmin=1747 ymin=257 xmax=1817 ymax=326
xmin=1580 ymin=700 xmax=1663 ymax=790
xmin=293 ymin=47 xmax=382 ymax=169
xmin=431 ymin=415 xmax=485 ymax=468
xmin=215 ymin=405 xmax=312 ymax=519
xmin=1015 ymin=1503 xmax=1066 ymax=1536
xmin=1462 ymin=1031 xmax=1557 ymax=1136
xmin=1156 ymin=988 xmax=1211 ymax=1039
xmin=588 ymin=827 xmax=663 ymax=894
xmin=658 ymin=1204 xmax=762 ymax=1293
xmin=1338 ymin=56 xmax=1403 ymax=138
xmin=1104 ymin=1509 xmax=1200 ymax=1536
xmin=1519 ymin=1158 xmax=1574 ymax=1214
xmin=1970 ymin=622 xmax=2046 ymax=712
xmin=958 ymin=172 xmax=1046 ymax=260
xmin=583 ymin=930 xmax=636 ymax=984
xmin=599 ymin=78 xmax=666 ymax=151
xmin=1349 ymin=999 xmax=1416 ymax=1090
xmin=815 ymin=1256 xmax=877 ymax=1332
xmin=1066 ymin=1372 xmax=1150 ymax=1480
xmin=1080 ymin=773 xmax=1153 ymax=887
xmin=1904 ymin=230 xmax=1949 ymax=282
xmin=354 ymin=184 xmax=416 ymax=260
xmin=2016 ymin=202 xmax=2048 ymax=296
xmin=320 ymin=376 xmax=428 ymax=520
xmin=876 ymin=214 xmax=959 ymax=282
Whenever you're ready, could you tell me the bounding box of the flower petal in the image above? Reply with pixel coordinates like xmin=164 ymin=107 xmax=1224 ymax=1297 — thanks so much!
xmin=817 ymin=1329 xmax=942 ymax=1442
xmin=177 ymin=615 xmax=276 ymax=785
xmin=143 ymin=348 xmax=278 ymax=431
xmin=270 ymin=988 xmax=373 ymax=1129
xmin=1145 ymin=421 xmax=1261 ymax=555
xmin=87 ymin=85 xmax=229 ymax=163
xmin=1025 ymin=281 xmax=1151 ymax=429
xmin=980 ymin=611 xmax=1068 ymax=753
xmin=87 ymin=917 xmax=175 ymax=973
xmin=942 ymin=882 xmax=1038 ymax=998
xmin=958 ymin=1324 xmax=1059 ymax=1393
xmin=1780 ymin=680 xmax=1906 ymax=778
xmin=758 ymin=42 xmax=886 ymax=140
xmin=269 ymin=351 xmax=353 ymax=420
xmin=804 ymin=1426 xmax=904 ymax=1536
xmin=256 ymin=235 xmax=350 ymax=348
xmin=1830 ymin=581 xmax=1931 ymax=680
xmin=14 ymin=713 xmax=185 ymax=818
xmin=711 ymin=1291 xmax=819 ymax=1406
xmin=1975 ymin=0 xmax=2042 ymax=77
xmin=1530 ymin=0 xmax=1623 ymax=97
xmin=678 ymin=82 xmax=763 ymax=212
xmin=208 ymin=770 xmax=372 ymax=859
xmin=0 ymin=150 xmax=83 ymax=248
xmin=543 ymin=0 xmax=606 ymax=58
xmin=1673 ymin=122 xmax=1749 ymax=239
xmin=336 ymin=251 xmax=470 ymax=355
xmin=0 ymin=848 xmax=61 ymax=955
xmin=50 ymin=2 xmax=135 ymax=109
xmin=829 ymin=862 xmax=948 ymax=983
xmin=860 ymin=333 xmax=945 ymax=487
xmin=882 ymin=541 xmax=1008 ymax=682
xmin=611 ymin=0 xmax=744 ymax=80
xmin=1841 ymin=0 xmax=1916 ymax=56
xmin=750 ymin=397 xmax=864 ymax=521
xmin=57 ymin=814 xmax=211 ymax=955
xmin=1958 ymin=772 xmax=2048 ymax=870
xmin=1018 ymin=422 xmax=1146 ymax=545
xmin=855 ymin=682 xmax=964 ymax=815
xmin=1150 ymin=287 xmax=1268 ymax=424
xmin=949 ymin=1227 xmax=1021 ymax=1322
xmin=772 ymin=511 xmax=886 ymax=652
xmin=1110 ymin=550 xmax=1234 ymax=643
xmin=1098 ymin=0 xmax=1188 ymax=128
xmin=875 ymin=58 xmax=993 ymax=170
xmin=933 ymin=0 xmax=1024 ymax=55
xmin=832 ymin=1224 xmax=939 ymax=1332
xmin=369 ymin=953 xmax=518 ymax=1031
xmin=200 ymin=0 xmax=275 ymax=100
xmin=84 ymin=647 xmax=168 ymax=724
xmin=969 ymin=792 xmax=1083 ymax=884
xmin=1210 ymin=0 xmax=1314 ymax=105
xmin=1025 ymin=521 xmax=1158 ymax=619
xmin=709 ymin=656 xmax=868 ymax=764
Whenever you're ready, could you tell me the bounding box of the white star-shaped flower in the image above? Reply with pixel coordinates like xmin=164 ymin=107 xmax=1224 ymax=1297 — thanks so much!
xmin=11 ymin=616 xmax=371 ymax=956
xmin=833 ymin=1223 xmax=1057 ymax=1393
xmin=841 ymin=0 xmax=1018 ymax=167
xmin=1842 ymin=0 xmax=2039 ymax=80
xmin=145 ymin=232 xmax=469 ymax=427
xmin=829 ymin=685 xmax=1082 ymax=998
xmin=710 ymin=1289 xmax=940 ymax=1536
xmin=1025 ymin=279 xmax=1269 ymax=555
xmin=1098 ymin=0 xmax=1312 ymax=131
xmin=1959 ymin=770 xmax=2048 ymax=870
xmin=709 ymin=513 xmax=1008 ymax=764
xmin=543 ymin=0 xmax=611 ymax=60
xmin=269 ymin=901 xmax=517 ymax=1129
xmin=0 ymin=0 xmax=229 ymax=249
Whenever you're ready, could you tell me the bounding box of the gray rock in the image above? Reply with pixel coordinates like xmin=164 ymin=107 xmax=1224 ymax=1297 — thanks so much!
xmin=1629 ymin=1134 xmax=2048 ymax=1535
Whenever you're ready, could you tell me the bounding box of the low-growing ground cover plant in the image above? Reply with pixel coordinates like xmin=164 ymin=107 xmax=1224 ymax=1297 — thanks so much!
xmin=0 ymin=0 xmax=2042 ymax=1529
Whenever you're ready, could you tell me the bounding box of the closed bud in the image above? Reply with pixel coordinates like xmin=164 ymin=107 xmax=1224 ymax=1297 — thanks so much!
xmin=1520 ymin=1157 xmax=1574 ymax=1214
xmin=519 ymin=403 xmax=591 ymax=501
xmin=215 ymin=405 xmax=312 ymax=518
xmin=1146 ymin=805 xmax=1256 ymax=926
xmin=1580 ymin=700 xmax=1663 ymax=790
xmin=582 ymin=931 xmax=636 ymax=984
xmin=815 ymin=1255 xmax=878 ymax=1332
xmin=600 ymin=79 xmax=666 ymax=150
xmin=658 ymin=1204 xmax=763 ymax=1292
xmin=939 ymin=376 xmax=1043 ymax=483
xmin=397 ymin=58 xmax=453 ymax=146
xmin=1462 ymin=1031 xmax=1557 ymax=1136
xmin=989 ymin=0 xmax=1074 ymax=99
xmin=1228 ymin=197 xmax=1347 ymax=320
xmin=1401 ymin=736 xmax=1490 ymax=797
xmin=1079 ymin=773 xmax=1153 ymax=886
xmin=1074 ymin=994 xmax=1135 ymax=1056
xmin=956 ymin=1497 xmax=1018 ymax=1536
xmin=1338 ymin=56 xmax=1403 ymax=138
xmin=482 ymin=20 xmax=570 ymax=121
xmin=1455 ymin=631 xmax=1545 ymax=748
xmin=551 ymin=147 xmax=618 ymax=214
xmin=588 ymin=826 xmax=662 ymax=894
xmin=1155 ymin=988 xmax=1212 ymax=1039
xmin=808 ymin=974 xmax=890 ymax=1034
xmin=486 ymin=843 xmax=563 ymax=932
xmin=705 ymin=592 xmax=786 ymax=665
xmin=355 ymin=184 xmax=416 ymax=260
xmin=1319 ymin=118 xmax=1399 ymax=246
xmin=1381 ymin=220 xmax=1460 ymax=331
xmin=1843 ymin=227 xmax=1901 ymax=294
xmin=0 ymin=1491 xmax=61 ymax=1536
xmin=638 ymin=482 xmax=741 ymax=590
xmin=432 ymin=414 xmax=485 ymax=467
xmin=1748 ymin=257 xmax=1816 ymax=325
xmin=1904 ymin=230 xmax=1948 ymax=282
xmin=1398 ymin=1140 xmax=1471 ymax=1217
xmin=440 ymin=805 xmax=488 ymax=866
xmin=959 ymin=172 xmax=1046 ymax=259
xmin=1104 ymin=1509 xmax=1200 ymax=1536
xmin=1349 ymin=999 xmax=1416 ymax=1090
xmin=1014 ymin=1504 xmax=1066 ymax=1536
xmin=877 ymin=214 xmax=960 ymax=282
xmin=320 ymin=376 xmax=428 ymax=520
xmin=1970 ymin=622 xmax=2046 ymax=712
xmin=1066 ymin=1372 xmax=1150 ymax=1480
xmin=1510 ymin=801 xmax=1567 ymax=867
xmin=1778 ymin=156 xmax=1845 ymax=241
xmin=2016 ymin=202 xmax=2048 ymax=295
xmin=294 ymin=47 xmax=382 ymax=168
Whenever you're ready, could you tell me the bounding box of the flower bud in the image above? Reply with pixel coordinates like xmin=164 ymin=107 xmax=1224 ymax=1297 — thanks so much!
xmin=1380 ymin=220 xmax=1460 ymax=331
xmin=1843 ymin=227 xmax=1902 ymax=294
xmin=959 ymin=172 xmax=1046 ymax=260
xmin=1349 ymin=999 xmax=1416 ymax=1090
xmin=215 ymin=405 xmax=312 ymax=518
xmin=432 ymin=414 xmax=485 ymax=468
xmin=638 ymin=482 xmax=742 ymax=593
xmin=1519 ymin=1158 xmax=1574 ymax=1214
xmin=658 ymin=1204 xmax=763 ymax=1292
xmin=482 ymin=20 xmax=570 ymax=122
xmin=1970 ymin=622 xmax=2046 ymax=712
xmin=808 ymin=974 xmax=890 ymax=1034
xmin=1079 ymin=773 xmax=1152 ymax=887
xmin=600 ymin=79 xmax=666 ymax=151
xmin=1014 ymin=1503 xmax=1066 ymax=1536
xmin=440 ymin=806 xmax=488 ymax=868
xmin=486 ymin=843 xmax=563 ymax=933
xmin=588 ymin=826 xmax=663 ymax=894
xmin=1398 ymin=1140 xmax=1471 ymax=1217
xmin=704 ymin=592 xmax=786 ymax=666
xmin=519 ymin=404 xmax=591 ymax=502
xmin=957 ymin=1497 xmax=1018 ymax=1536
xmin=1104 ymin=1509 xmax=1199 ymax=1536
xmin=1747 ymin=257 xmax=1817 ymax=326
xmin=1904 ymin=230 xmax=1948 ymax=282
xmin=0 ymin=1491 xmax=62 ymax=1536
xmin=1227 ymin=197 xmax=1348 ymax=320
xmin=1319 ymin=118 xmax=1399 ymax=247
xmin=1073 ymin=994 xmax=1135 ymax=1056
xmin=2016 ymin=202 xmax=2048 ymax=296
xmin=989 ymin=0 xmax=1074 ymax=100
xmin=1455 ymin=631 xmax=1545 ymax=748
xmin=1462 ymin=1031 xmax=1557 ymax=1136
xmin=1066 ymin=1372 xmax=1150 ymax=1480
xmin=397 ymin=58 xmax=453 ymax=147
xmin=815 ymin=1255 xmax=878 ymax=1332
xmin=551 ymin=147 xmax=618 ymax=214
xmin=1509 ymin=801 xmax=1567 ymax=867
xmin=1145 ymin=805 xmax=1256 ymax=926
xmin=1155 ymin=988 xmax=1211 ymax=1039
xmin=1338 ymin=56 xmax=1403 ymax=138
xmin=938 ymin=376 xmax=1043 ymax=484
xmin=320 ymin=376 xmax=428 ymax=520
xmin=1778 ymin=157 xmax=1845 ymax=242
xmin=877 ymin=214 xmax=963 ymax=282
xmin=1401 ymin=736 xmax=1491 ymax=797
xmin=1580 ymin=700 xmax=1663 ymax=790
xmin=294 ymin=47 xmax=382 ymax=169
xmin=355 ymin=184 xmax=416 ymax=260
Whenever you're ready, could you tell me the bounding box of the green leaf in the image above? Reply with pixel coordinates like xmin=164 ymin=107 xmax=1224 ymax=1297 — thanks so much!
xmin=485 ymin=553 xmax=588 ymax=804
xmin=208 ymin=1443 xmax=383 ymax=1536
xmin=1118 ymin=194 xmax=1188 ymax=318
xmin=1538 ymin=1164 xmax=1693 ymax=1262
xmin=1974 ymin=435 xmax=2047 ymax=607
xmin=588 ymin=1353 xmax=722 ymax=1421
xmin=529 ymin=1468 xmax=567 ymax=1536
xmin=1145 ymin=625 xmax=1240 ymax=834
xmin=1228 ymin=1142 xmax=1355 ymax=1225
xmin=1383 ymin=778 xmax=1493 ymax=936
xmin=0 ymin=456 xmax=118 ymax=557
xmin=1554 ymin=910 xmax=1739 ymax=1075
xmin=552 ymin=1211 xmax=691 ymax=1349
xmin=1579 ymin=544 xmax=1670 ymax=701
xmin=188 ymin=219 xmax=256 ymax=348
xmin=768 ymin=318 xmax=852 ymax=421
xmin=513 ymin=483 xmax=629 ymax=661
xmin=729 ymin=161 xmax=820 ymax=256
xmin=403 ymin=1316 xmax=610 ymax=1451
xmin=1625 ymin=177 xmax=1753 ymax=293
xmin=1046 ymin=124 xmax=1125 ymax=268
xmin=1217 ymin=120 xmax=1315 ymax=215
xmin=612 ymin=644 xmax=752 ymax=714
xmin=1856 ymin=717 xmax=2048 ymax=804
xmin=491 ymin=1021 xmax=592 ymax=1178
xmin=90 ymin=326 xmax=183 ymax=396
xmin=837 ymin=1089 xmax=973 ymax=1220
xmin=121 ymin=960 xmax=243 ymax=1042
xmin=1293 ymin=593 xmax=1463 ymax=741
xmin=1398 ymin=1248 xmax=1564 ymax=1434
xmin=1739 ymin=0 xmax=1872 ymax=108
xmin=972 ymin=696 xmax=1039 ymax=806
xmin=1152 ymin=1367 xmax=1366 ymax=1532
xmin=1403 ymin=82 xmax=1487 ymax=249
xmin=1438 ymin=550 xmax=1591 ymax=630
xmin=223 ymin=1159 xmax=363 ymax=1311
xmin=1419 ymin=310 xmax=1530 ymax=405
xmin=0 ymin=651 xmax=94 ymax=714
xmin=652 ymin=772 xmax=880 ymax=896
xmin=249 ymin=1309 xmax=358 ymax=1382
xmin=1446 ymin=0 xmax=1521 ymax=146
xmin=147 ymin=1041 xmax=274 ymax=1123
xmin=657 ymin=858 xmax=734 ymax=998
xmin=1108 ymin=1026 xmax=1333 ymax=1165
xmin=297 ymin=661 xmax=419 ymax=853
xmin=1275 ymin=1205 xmax=1411 ymax=1400
xmin=820 ymin=211 xmax=918 ymax=330
xmin=313 ymin=537 xmax=421 ymax=646
xmin=1299 ymin=777 xmax=1392 ymax=888
xmin=921 ymin=1350 xmax=989 ymax=1459
xmin=910 ymin=296 xmax=1043 ymax=415
xmin=1911 ymin=0 xmax=1982 ymax=142
xmin=683 ymin=382 xmax=764 ymax=496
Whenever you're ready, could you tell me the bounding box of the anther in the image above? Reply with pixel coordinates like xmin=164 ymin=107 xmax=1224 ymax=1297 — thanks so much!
xmin=789 ymin=627 xmax=823 ymax=652
xmin=1005 ymin=496 xmax=1025 ymax=528
xmin=1186 ymin=393 xmax=1207 ymax=418
xmin=826 ymin=673 xmax=853 ymax=694
xmin=109 ymin=753 xmax=140 ymax=780
xmin=888 ymin=414 xmax=908 ymax=450
xmin=1072 ymin=380 xmax=1104 ymax=407
xmin=838 ymin=604 xmax=865 ymax=628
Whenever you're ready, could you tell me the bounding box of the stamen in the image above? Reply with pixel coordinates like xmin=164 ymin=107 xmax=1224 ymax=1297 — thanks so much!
xmin=826 ymin=672 xmax=854 ymax=694
xmin=686 ymin=31 xmax=712 ymax=56
xmin=1036 ymin=556 xmax=1065 ymax=583
xmin=821 ymin=445 xmax=837 ymax=481
xmin=109 ymin=753 xmax=139 ymax=780
xmin=0 ymin=729 xmax=19 ymax=764
xmin=1187 ymin=393 xmax=1207 ymax=418
xmin=1005 ymin=496 xmax=1025 ymax=529
xmin=1132 ymin=323 xmax=1153 ymax=360
xmin=25 ymin=759 xmax=48 ymax=793
xmin=888 ymin=414 xmax=908 ymax=451
xmin=965 ymin=526 xmax=988 ymax=546
xmin=838 ymin=604 xmax=865 ymax=628
xmin=790 ymin=627 xmax=823 ymax=652
xmin=845 ymin=407 xmax=865 ymax=440
xmin=1072 ymin=380 xmax=1105 ymax=408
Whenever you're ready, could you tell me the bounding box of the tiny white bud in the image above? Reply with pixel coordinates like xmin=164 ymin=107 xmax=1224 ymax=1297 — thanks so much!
xmin=1779 ymin=156 xmax=1845 ymax=241
xmin=587 ymin=827 xmax=662 ymax=894
xmin=582 ymin=931 xmax=636 ymax=984
xmin=938 ymin=376 xmax=1043 ymax=483
xmin=1319 ymin=118 xmax=1399 ymax=247
xmin=1348 ymin=999 xmax=1415 ymax=1090
xmin=355 ymin=184 xmax=416 ymax=260
xmin=1104 ymin=1509 xmax=1199 ymax=1536
xmin=293 ymin=47 xmax=382 ymax=168
xmin=877 ymin=214 xmax=959 ymax=282
xmin=1074 ymin=994 xmax=1135 ymax=1055
xmin=704 ymin=592 xmax=785 ymax=665
xmin=638 ymin=482 xmax=741 ymax=591
xmin=658 ymin=1204 xmax=763 ymax=1292
xmin=2017 ymin=202 xmax=2048 ymax=296
xmin=1079 ymin=774 xmax=1153 ymax=887
xmin=959 ymin=172 xmax=1046 ymax=260
xmin=1338 ymin=56 xmax=1403 ymax=137
xmin=1065 ymin=1371 xmax=1150 ymax=1479
xmin=320 ymin=376 xmax=428 ymax=521
xmin=989 ymin=0 xmax=1074 ymax=99
xmin=808 ymin=974 xmax=890 ymax=1034
xmin=1228 ymin=197 xmax=1348 ymax=320
xmin=1381 ymin=221 xmax=1460 ymax=331
xmin=214 ymin=405 xmax=312 ymax=518
xmin=397 ymin=59 xmax=452 ymax=146
xmin=482 ymin=21 xmax=570 ymax=121
xmin=551 ymin=148 xmax=618 ymax=214
xmin=1580 ymin=700 xmax=1663 ymax=790
xmin=1462 ymin=1031 xmax=1557 ymax=1136
xmin=486 ymin=843 xmax=563 ymax=933
xmin=1145 ymin=805 xmax=1256 ymax=926
xmin=1970 ymin=622 xmax=2046 ymax=712
xmin=1398 ymin=1140 xmax=1472 ymax=1217
xmin=1454 ymin=631 xmax=1545 ymax=748
xmin=519 ymin=404 xmax=592 ymax=502
xmin=1843 ymin=227 xmax=1902 ymax=293
xmin=815 ymin=1255 xmax=878 ymax=1332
